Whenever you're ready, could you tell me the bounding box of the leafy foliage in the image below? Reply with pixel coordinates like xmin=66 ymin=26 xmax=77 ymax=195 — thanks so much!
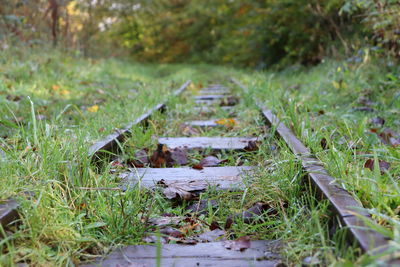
xmin=0 ymin=0 xmax=398 ymax=66
xmin=341 ymin=0 xmax=400 ymax=57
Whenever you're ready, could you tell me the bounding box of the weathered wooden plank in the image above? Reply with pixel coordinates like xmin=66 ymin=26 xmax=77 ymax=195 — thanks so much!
xmin=80 ymin=240 xmax=282 ymax=267
xmin=194 ymin=94 xmax=226 ymax=100
xmin=158 ymin=137 xmax=258 ymax=150
xmin=203 ymin=84 xmax=229 ymax=90
xmin=192 ymin=106 xmax=234 ymax=114
xmin=186 ymin=120 xmax=220 ymax=128
xmin=195 ymin=99 xmax=221 ymax=105
xmin=88 ymin=80 xmax=191 ymax=158
xmin=199 ymin=89 xmax=230 ymax=95
xmin=0 ymin=199 xmax=19 ymax=229
xmin=121 ymin=166 xmax=255 ymax=190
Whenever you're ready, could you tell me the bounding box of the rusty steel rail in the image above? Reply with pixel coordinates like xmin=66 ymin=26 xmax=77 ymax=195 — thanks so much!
xmin=231 ymin=78 xmax=397 ymax=259
xmin=89 ymin=80 xmax=191 ymax=159
xmin=1 ymin=81 xmax=191 ymax=235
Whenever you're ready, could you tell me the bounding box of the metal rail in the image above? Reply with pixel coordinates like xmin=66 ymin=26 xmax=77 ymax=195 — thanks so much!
xmin=0 ymin=80 xmax=191 ymax=233
xmin=231 ymin=78 xmax=398 ymax=260
xmin=88 ymin=80 xmax=191 ymax=159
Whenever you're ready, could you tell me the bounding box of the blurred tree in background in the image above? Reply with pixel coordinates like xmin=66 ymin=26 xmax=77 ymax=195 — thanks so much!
xmin=1 ymin=0 xmax=399 ymax=67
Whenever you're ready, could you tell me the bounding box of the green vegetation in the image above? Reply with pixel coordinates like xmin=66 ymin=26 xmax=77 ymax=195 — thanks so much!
xmin=1 ymin=0 xmax=400 ymax=266
xmin=2 ymin=0 xmax=400 ymax=66
xmin=1 ymin=45 xmax=399 ymax=265
xmin=242 ymin=55 xmax=400 ymax=260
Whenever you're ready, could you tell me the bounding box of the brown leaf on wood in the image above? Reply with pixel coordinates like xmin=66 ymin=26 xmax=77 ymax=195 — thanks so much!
xmin=364 ymin=159 xmax=391 ymax=174
xmin=224 ymin=217 xmax=233 ymax=230
xmin=163 ymin=229 xmax=185 ymax=239
xmin=142 ymin=235 xmax=167 ymax=244
xmin=224 ymin=236 xmax=251 ymax=251
xmin=6 ymin=95 xmax=22 ymax=102
xmin=196 ymin=229 xmax=226 ymax=242
xmin=180 ymin=124 xmax=200 ymax=136
xmin=200 ymin=156 xmax=222 ymax=167
xmin=209 ymin=221 xmax=221 ymax=231
xmin=186 ymin=199 xmax=218 ymax=215
xmin=377 ymin=128 xmax=400 ymax=147
xmin=179 ymin=222 xmax=200 ymax=235
xmin=129 ymin=149 xmax=149 ymax=167
xmin=168 ymin=236 xmax=198 ymax=245
xmin=220 ymin=96 xmax=239 ymax=106
xmin=150 ymin=145 xmax=187 ymax=167
xmin=192 ymin=164 xmax=204 ymax=170
xmin=150 ymin=144 xmax=173 ymax=168
xmin=148 ymin=216 xmax=183 ymax=226
xmin=244 ymin=140 xmax=259 ymax=151
xmin=170 ymin=147 xmax=188 ymax=166
xmin=240 ymin=202 xmax=272 ymax=223
xmin=111 ymin=160 xmax=124 ymax=167
xmin=161 ymin=180 xmax=208 ymax=200
xmin=390 ymin=137 xmax=400 ymax=147
xmin=371 ymin=117 xmax=385 ymax=127
xmin=226 ymin=202 xmax=273 ymax=226
xmin=215 ymin=118 xmax=236 ymax=128
xmin=320 ymin=138 xmax=328 ymax=150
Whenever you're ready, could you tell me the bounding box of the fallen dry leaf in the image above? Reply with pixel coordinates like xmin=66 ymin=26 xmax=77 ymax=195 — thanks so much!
xmin=186 ymin=199 xmax=218 ymax=215
xmin=180 ymin=124 xmax=200 ymax=136
xmin=224 ymin=236 xmax=251 ymax=251
xmin=215 ymin=118 xmax=236 ymax=128
xmin=129 ymin=149 xmax=149 ymax=167
xmin=226 ymin=202 xmax=273 ymax=226
xmin=371 ymin=117 xmax=385 ymax=127
xmin=87 ymin=105 xmax=99 ymax=113
xmin=200 ymin=156 xmax=222 ymax=167
xmin=148 ymin=216 xmax=183 ymax=226
xmin=60 ymin=89 xmax=70 ymax=96
xmin=320 ymin=138 xmax=328 ymax=150
xmin=160 ymin=227 xmax=185 ymax=239
xmin=192 ymin=164 xmax=204 ymax=170
xmin=196 ymin=229 xmax=226 ymax=242
xmin=170 ymin=147 xmax=188 ymax=166
xmin=150 ymin=145 xmax=187 ymax=167
xmin=143 ymin=235 xmax=167 ymax=244
xmin=364 ymin=159 xmax=391 ymax=174
xmin=179 ymin=222 xmax=200 ymax=235
xmin=150 ymin=144 xmax=172 ymax=168
xmin=168 ymin=236 xmax=198 ymax=245
xmin=377 ymin=128 xmax=400 ymax=147
xmin=244 ymin=140 xmax=259 ymax=152
xmin=209 ymin=221 xmax=221 ymax=231
xmin=161 ymin=180 xmax=208 ymax=200
xmin=6 ymin=95 xmax=22 ymax=102
xmin=220 ymin=96 xmax=239 ymax=106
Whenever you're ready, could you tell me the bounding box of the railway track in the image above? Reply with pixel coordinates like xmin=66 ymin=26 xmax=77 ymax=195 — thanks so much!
xmin=1 ymin=80 xmax=398 ymax=266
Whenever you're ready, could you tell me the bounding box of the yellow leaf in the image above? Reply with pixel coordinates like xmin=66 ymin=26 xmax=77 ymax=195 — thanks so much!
xmin=60 ymin=89 xmax=70 ymax=96
xmin=215 ymin=118 xmax=236 ymax=128
xmin=332 ymin=81 xmax=340 ymax=89
xmin=87 ymin=105 xmax=99 ymax=113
